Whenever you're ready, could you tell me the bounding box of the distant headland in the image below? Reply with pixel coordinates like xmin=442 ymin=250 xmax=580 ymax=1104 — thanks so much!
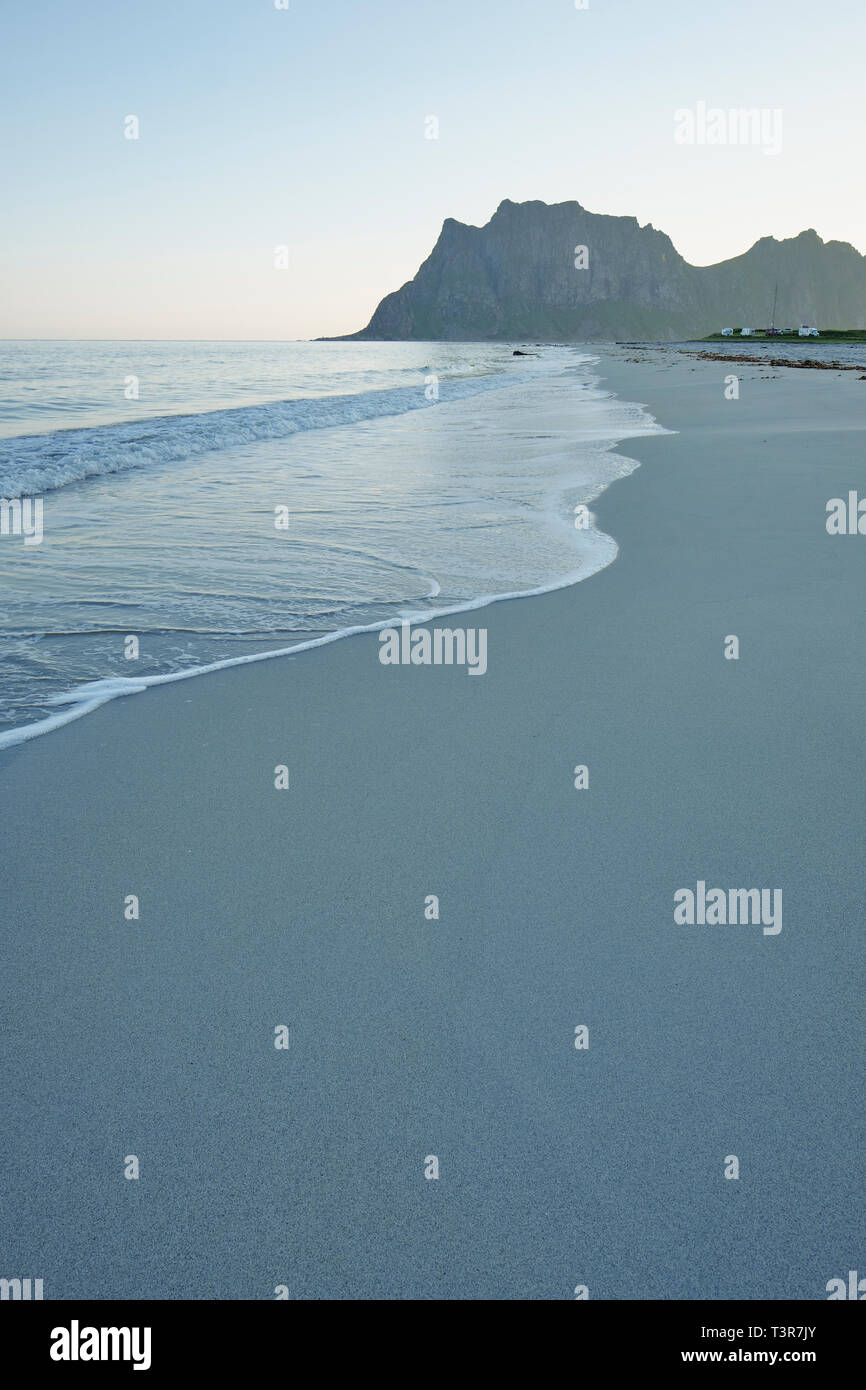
xmin=333 ymin=199 xmax=866 ymax=343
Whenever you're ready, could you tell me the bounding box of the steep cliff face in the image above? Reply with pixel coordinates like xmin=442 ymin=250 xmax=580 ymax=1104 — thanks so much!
xmin=343 ymin=200 xmax=866 ymax=340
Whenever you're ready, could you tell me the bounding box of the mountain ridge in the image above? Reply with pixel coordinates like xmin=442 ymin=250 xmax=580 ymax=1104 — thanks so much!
xmin=337 ymin=200 xmax=866 ymax=341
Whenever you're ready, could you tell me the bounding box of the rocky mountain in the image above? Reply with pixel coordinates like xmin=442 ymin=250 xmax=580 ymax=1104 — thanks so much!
xmin=340 ymin=199 xmax=866 ymax=341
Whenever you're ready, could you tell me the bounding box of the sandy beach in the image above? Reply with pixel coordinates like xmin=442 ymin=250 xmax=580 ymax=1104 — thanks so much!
xmin=1 ymin=349 xmax=862 ymax=1300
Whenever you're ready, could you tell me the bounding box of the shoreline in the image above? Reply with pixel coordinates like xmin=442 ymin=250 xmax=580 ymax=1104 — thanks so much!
xmin=0 ymin=356 xmax=665 ymax=752
xmin=1 ymin=349 xmax=862 ymax=1299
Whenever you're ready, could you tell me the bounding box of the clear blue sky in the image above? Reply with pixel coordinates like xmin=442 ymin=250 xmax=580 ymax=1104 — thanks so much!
xmin=1 ymin=0 xmax=864 ymax=338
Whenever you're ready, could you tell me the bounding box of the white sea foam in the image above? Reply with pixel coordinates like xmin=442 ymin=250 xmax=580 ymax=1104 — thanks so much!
xmin=0 ymin=374 xmax=544 ymax=500
xmin=0 ymin=538 xmax=618 ymax=751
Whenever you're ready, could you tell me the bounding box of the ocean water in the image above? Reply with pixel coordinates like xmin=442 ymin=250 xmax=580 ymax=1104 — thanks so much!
xmin=0 ymin=341 xmax=666 ymax=744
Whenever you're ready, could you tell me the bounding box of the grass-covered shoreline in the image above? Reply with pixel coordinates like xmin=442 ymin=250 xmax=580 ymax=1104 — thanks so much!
xmin=699 ymin=329 xmax=866 ymax=343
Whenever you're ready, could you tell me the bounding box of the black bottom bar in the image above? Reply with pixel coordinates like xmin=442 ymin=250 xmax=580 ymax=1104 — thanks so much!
xmin=2 ymin=1298 xmax=860 ymax=1376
